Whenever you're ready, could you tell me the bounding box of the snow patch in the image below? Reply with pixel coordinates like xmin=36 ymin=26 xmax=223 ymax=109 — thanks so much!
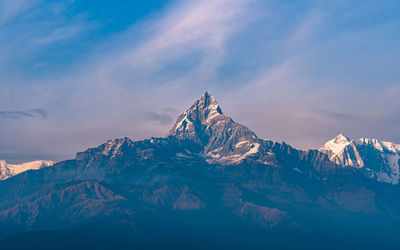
xmin=172 ymin=112 xmax=194 ymax=133
xmin=293 ymin=168 xmax=302 ymax=173
xmin=176 ymin=153 xmax=194 ymax=159
xmin=102 ymin=139 xmax=126 ymax=159
xmin=235 ymin=141 xmax=250 ymax=148
xmin=210 ymin=143 xmax=260 ymax=164
xmin=377 ymin=154 xmax=400 ymax=184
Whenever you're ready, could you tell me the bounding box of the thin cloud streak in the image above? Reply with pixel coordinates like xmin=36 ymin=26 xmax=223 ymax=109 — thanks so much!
xmin=312 ymin=108 xmax=366 ymax=122
xmin=0 ymin=0 xmax=39 ymax=25
xmin=33 ymin=24 xmax=90 ymax=45
xmin=0 ymin=108 xmax=48 ymax=119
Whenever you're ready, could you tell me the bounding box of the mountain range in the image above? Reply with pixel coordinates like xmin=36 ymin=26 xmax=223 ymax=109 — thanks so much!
xmin=0 ymin=92 xmax=399 ymax=249
xmin=320 ymin=133 xmax=400 ymax=184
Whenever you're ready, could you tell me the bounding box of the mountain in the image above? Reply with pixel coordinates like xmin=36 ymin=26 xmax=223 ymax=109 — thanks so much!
xmin=320 ymin=134 xmax=400 ymax=184
xmin=168 ymin=92 xmax=264 ymax=164
xmin=0 ymin=160 xmax=54 ymax=180
xmin=0 ymin=93 xmax=400 ymax=249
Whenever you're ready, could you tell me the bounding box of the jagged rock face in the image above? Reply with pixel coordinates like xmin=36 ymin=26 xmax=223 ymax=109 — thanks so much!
xmin=168 ymin=92 xmax=265 ymax=164
xmin=320 ymin=134 xmax=400 ymax=184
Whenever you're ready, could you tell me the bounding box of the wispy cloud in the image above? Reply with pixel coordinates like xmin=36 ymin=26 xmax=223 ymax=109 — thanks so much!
xmin=0 ymin=0 xmax=39 ymax=25
xmin=312 ymin=108 xmax=366 ymax=122
xmin=95 ymin=0 xmax=260 ymax=87
xmin=34 ymin=24 xmax=90 ymax=45
xmin=144 ymin=108 xmax=175 ymax=125
xmin=0 ymin=108 xmax=47 ymax=119
xmin=0 ymin=0 xmax=94 ymax=78
xmin=287 ymin=8 xmax=323 ymax=47
xmin=137 ymin=0 xmax=252 ymax=57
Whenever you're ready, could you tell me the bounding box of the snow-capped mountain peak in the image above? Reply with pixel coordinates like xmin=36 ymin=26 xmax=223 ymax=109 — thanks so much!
xmin=0 ymin=160 xmax=55 ymax=180
xmin=320 ymin=135 xmax=400 ymax=185
xmin=168 ymin=92 xmax=263 ymax=164
xmin=333 ymin=133 xmax=351 ymax=143
xmin=320 ymin=133 xmax=351 ymax=155
xmin=168 ymin=92 xmax=223 ymax=135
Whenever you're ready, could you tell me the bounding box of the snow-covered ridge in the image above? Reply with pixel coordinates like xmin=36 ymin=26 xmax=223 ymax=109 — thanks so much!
xmin=356 ymin=138 xmax=400 ymax=153
xmin=0 ymin=160 xmax=55 ymax=180
xmin=320 ymin=134 xmax=400 ymax=184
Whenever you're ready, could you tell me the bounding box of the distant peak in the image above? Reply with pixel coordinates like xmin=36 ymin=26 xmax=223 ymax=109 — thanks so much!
xmin=197 ymin=92 xmax=220 ymax=112
xmin=168 ymin=92 xmax=225 ymax=138
xmin=334 ymin=133 xmax=350 ymax=143
xmin=202 ymin=91 xmax=210 ymax=98
xmin=319 ymin=133 xmax=352 ymax=156
xmin=106 ymin=137 xmax=132 ymax=144
xmin=0 ymin=160 xmax=55 ymax=181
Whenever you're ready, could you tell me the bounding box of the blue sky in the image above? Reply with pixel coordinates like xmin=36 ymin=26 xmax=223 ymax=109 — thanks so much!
xmin=1 ymin=0 xmax=400 ymax=162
